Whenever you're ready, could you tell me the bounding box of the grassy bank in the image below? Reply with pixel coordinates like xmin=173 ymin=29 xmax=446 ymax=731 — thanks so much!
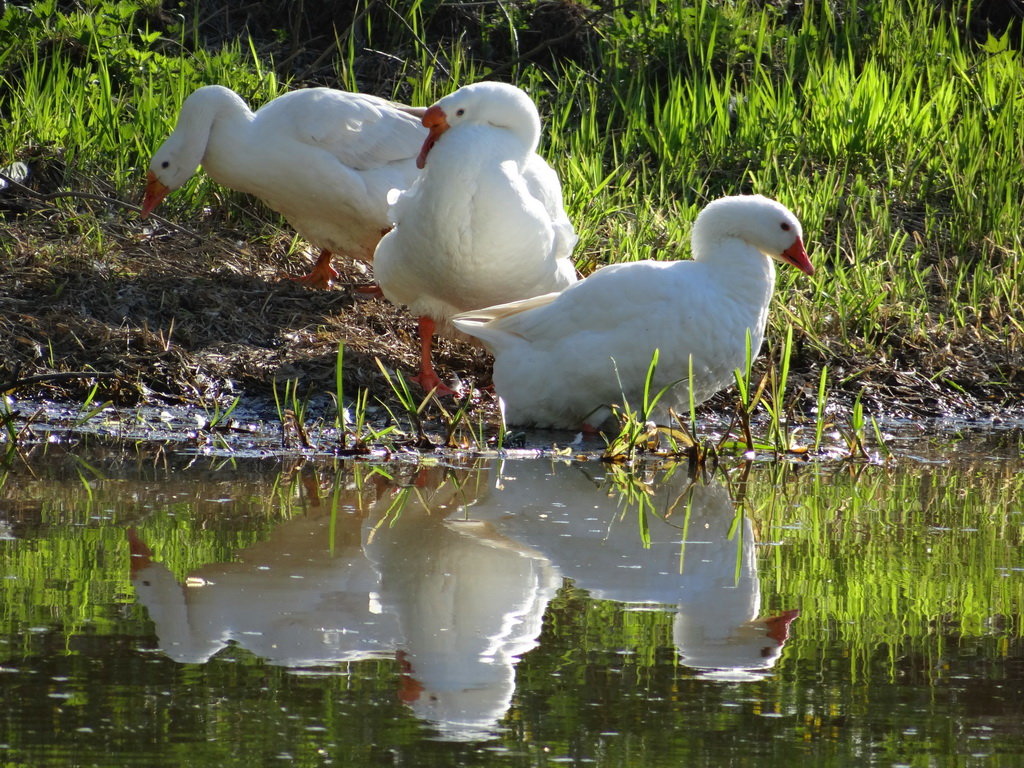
xmin=1 ymin=0 xmax=1022 ymax=432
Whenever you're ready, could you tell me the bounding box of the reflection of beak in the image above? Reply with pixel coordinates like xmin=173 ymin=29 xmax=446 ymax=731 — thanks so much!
xmin=780 ymin=236 xmax=814 ymax=276
xmin=140 ymin=170 xmax=171 ymax=218
xmin=416 ymin=105 xmax=449 ymax=169
xmin=396 ymin=649 xmax=425 ymax=704
xmin=126 ymin=527 xmax=153 ymax=576
xmin=764 ymin=609 xmax=800 ymax=644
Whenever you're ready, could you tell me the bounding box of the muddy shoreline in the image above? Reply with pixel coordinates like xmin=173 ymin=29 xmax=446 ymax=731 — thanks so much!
xmin=1 ymin=181 xmax=1022 ymax=432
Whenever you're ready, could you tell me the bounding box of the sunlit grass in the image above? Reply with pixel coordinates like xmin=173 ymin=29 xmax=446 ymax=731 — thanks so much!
xmin=545 ymin=0 xmax=1024 ymax=395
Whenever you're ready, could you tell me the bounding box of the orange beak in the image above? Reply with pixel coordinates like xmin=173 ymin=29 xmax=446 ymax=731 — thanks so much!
xmin=781 ymin=236 xmax=814 ymax=276
xmin=140 ymin=170 xmax=171 ymax=218
xmin=416 ymin=105 xmax=449 ymax=169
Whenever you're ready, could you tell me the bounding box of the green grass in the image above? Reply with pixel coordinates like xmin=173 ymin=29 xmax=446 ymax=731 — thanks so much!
xmin=1 ymin=0 xmax=1022 ymax=422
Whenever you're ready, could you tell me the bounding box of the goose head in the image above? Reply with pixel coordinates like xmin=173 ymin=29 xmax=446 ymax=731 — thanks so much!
xmin=416 ymin=81 xmax=542 ymax=169
xmin=693 ymin=194 xmax=814 ymax=276
xmin=141 ymin=85 xmax=244 ymax=217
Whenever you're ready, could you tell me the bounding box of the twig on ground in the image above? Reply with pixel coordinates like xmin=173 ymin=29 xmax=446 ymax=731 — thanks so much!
xmin=0 ymin=371 xmax=117 ymax=394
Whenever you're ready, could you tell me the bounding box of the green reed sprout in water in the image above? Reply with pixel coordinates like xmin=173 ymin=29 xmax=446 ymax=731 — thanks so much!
xmin=602 ymin=349 xmax=682 ymax=463
xmin=73 ymin=382 xmax=112 ymax=428
xmin=813 ymin=366 xmax=830 ymax=452
xmin=432 ymin=392 xmax=479 ymax=450
xmin=870 ymin=415 xmax=893 ymax=460
xmin=0 ymin=397 xmax=28 ymax=476
xmin=761 ymin=324 xmax=795 ymax=454
xmin=333 ymin=340 xmax=346 ymax=432
xmin=272 ymin=377 xmax=312 ymax=449
xmin=658 ymin=356 xmax=718 ymax=473
xmin=374 ymin=358 xmax=434 ymax=448
xmin=0 ymin=399 xmax=19 ymax=447
xmin=838 ymin=390 xmax=869 ymax=460
xmin=200 ymin=394 xmax=241 ymax=432
xmin=327 ymin=343 xmax=397 ymax=453
xmin=727 ymin=331 xmax=766 ymax=455
xmin=347 ymin=387 xmax=397 ymax=454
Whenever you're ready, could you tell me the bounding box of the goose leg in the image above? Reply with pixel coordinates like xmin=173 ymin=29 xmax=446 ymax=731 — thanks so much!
xmin=409 ymin=316 xmax=457 ymax=397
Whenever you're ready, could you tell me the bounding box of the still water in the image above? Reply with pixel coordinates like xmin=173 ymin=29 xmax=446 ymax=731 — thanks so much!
xmin=1 ymin=431 xmax=1023 ymax=766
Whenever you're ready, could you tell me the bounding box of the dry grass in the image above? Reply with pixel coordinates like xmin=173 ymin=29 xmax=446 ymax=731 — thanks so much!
xmin=0 ymin=165 xmax=493 ymax=410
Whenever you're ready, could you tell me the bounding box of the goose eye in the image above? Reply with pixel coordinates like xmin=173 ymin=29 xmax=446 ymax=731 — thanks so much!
xmin=780 ymin=222 xmax=791 ymax=231
xmin=455 ymin=108 xmax=465 ymax=117
xmin=161 ymin=161 xmax=170 ymax=169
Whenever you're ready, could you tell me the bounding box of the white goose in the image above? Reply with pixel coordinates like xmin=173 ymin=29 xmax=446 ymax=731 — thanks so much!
xmin=373 ymin=81 xmax=578 ymax=395
xmin=140 ymin=84 xmax=426 ymax=288
xmin=452 ymin=194 xmax=814 ymax=429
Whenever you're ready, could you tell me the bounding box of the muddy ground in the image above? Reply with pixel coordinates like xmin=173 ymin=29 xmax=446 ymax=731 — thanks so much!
xmin=0 ymin=176 xmax=493 ymax=411
xmin=0 ymin=164 xmax=1019 ymax=433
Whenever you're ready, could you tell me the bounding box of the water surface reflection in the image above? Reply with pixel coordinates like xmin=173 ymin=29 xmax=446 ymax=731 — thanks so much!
xmin=1 ymin=442 xmax=1023 ymax=766
xmin=128 ymin=461 xmax=796 ymax=739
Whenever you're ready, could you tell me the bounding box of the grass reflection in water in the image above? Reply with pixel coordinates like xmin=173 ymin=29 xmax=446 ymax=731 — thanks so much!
xmin=0 ymin=446 xmax=1022 ymax=765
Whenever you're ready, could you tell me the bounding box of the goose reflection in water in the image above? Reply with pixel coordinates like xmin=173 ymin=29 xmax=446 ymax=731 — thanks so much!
xmin=128 ymin=459 xmax=797 ymax=742
xmin=364 ymin=465 xmax=560 ymax=741
xmin=127 ymin=463 xmax=558 ymax=742
xmin=465 ymin=461 xmax=799 ymax=681
xmin=127 ymin=470 xmax=397 ymax=666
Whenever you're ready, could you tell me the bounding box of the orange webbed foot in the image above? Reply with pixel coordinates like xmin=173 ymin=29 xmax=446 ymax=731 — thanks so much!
xmin=286 ymin=249 xmax=338 ymax=289
xmin=408 ymin=371 xmax=459 ymax=398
